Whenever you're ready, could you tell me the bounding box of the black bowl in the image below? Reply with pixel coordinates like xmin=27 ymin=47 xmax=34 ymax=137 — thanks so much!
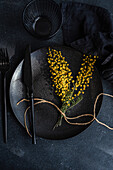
xmin=23 ymin=0 xmax=62 ymax=39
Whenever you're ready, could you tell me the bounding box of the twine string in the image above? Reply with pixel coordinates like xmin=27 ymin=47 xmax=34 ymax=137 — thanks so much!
xmin=93 ymin=93 xmax=113 ymax=130
xmin=17 ymin=93 xmax=113 ymax=137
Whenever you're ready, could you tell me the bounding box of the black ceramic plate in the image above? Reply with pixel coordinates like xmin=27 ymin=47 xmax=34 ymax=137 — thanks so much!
xmin=9 ymin=46 xmax=103 ymax=140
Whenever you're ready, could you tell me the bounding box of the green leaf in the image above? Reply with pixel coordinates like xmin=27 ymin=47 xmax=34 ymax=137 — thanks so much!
xmin=53 ymin=95 xmax=83 ymax=129
xmin=67 ymin=95 xmax=83 ymax=111
xmin=75 ymin=95 xmax=83 ymax=105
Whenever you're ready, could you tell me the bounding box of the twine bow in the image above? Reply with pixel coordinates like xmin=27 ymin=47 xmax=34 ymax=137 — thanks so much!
xmin=17 ymin=93 xmax=113 ymax=137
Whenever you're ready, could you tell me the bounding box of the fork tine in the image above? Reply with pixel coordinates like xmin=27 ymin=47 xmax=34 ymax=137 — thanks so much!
xmin=1 ymin=49 xmax=4 ymax=64
xmin=2 ymin=48 xmax=5 ymax=65
xmin=5 ymin=49 xmax=9 ymax=63
xmin=0 ymin=49 xmax=3 ymax=59
xmin=1 ymin=49 xmax=4 ymax=65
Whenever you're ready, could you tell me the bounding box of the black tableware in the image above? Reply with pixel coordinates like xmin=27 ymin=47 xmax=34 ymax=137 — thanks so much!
xmin=22 ymin=45 xmax=36 ymax=144
xmin=10 ymin=46 xmax=103 ymax=140
xmin=23 ymin=0 xmax=62 ymax=39
xmin=0 ymin=48 xmax=9 ymax=143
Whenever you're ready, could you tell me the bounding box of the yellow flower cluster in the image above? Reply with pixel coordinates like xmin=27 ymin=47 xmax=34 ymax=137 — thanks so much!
xmin=47 ymin=48 xmax=98 ymax=105
xmin=47 ymin=48 xmax=74 ymax=102
xmin=73 ymin=54 xmax=98 ymax=98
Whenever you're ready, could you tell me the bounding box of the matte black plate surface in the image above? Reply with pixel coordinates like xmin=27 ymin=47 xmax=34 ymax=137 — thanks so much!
xmin=9 ymin=46 xmax=103 ymax=140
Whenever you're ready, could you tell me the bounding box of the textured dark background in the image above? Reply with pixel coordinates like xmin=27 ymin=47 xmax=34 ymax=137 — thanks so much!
xmin=0 ymin=0 xmax=113 ymax=170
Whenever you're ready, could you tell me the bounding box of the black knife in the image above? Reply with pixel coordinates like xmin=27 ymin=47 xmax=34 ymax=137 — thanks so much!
xmin=22 ymin=45 xmax=36 ymax=144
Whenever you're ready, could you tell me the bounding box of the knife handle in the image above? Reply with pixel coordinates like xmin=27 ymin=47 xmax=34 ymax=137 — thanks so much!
xmin=30 ymin=93 xmax=36 ymax=144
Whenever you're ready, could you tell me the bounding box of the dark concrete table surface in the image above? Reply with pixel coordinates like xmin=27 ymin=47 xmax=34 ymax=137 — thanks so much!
xmin=0 ymin=0 xmax=113 ymax=170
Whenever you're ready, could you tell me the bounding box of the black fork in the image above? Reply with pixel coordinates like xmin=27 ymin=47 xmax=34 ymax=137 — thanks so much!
xmin=0 ymin=48 xmax=10 ymax=143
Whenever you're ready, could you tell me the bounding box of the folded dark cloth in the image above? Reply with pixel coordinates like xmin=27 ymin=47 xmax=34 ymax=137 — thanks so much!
xmin=61 ymin=2 xmax=113 ymax=83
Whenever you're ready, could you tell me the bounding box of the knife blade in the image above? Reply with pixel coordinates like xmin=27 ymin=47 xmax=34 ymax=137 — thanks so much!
xmin=22 ymin=45 xmax=36 ymax=144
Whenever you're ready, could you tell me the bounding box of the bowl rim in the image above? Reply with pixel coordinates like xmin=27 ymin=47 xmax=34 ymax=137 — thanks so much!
xmin=22 ymin=0 xmax=62 ymax=40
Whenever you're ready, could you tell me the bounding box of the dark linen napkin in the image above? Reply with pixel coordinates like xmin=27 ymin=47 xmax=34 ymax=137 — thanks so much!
xmin=61 ymin=2 xmax=113 ymax=83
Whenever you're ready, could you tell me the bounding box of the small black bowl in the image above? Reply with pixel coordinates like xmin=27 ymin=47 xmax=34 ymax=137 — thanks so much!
xmin=23 ymin=0 xmax=62 ymax=39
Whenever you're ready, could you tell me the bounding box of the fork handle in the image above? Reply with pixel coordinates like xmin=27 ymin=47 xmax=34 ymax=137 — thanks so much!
xmin=3 ymin=73 xmax=7 ymax=143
